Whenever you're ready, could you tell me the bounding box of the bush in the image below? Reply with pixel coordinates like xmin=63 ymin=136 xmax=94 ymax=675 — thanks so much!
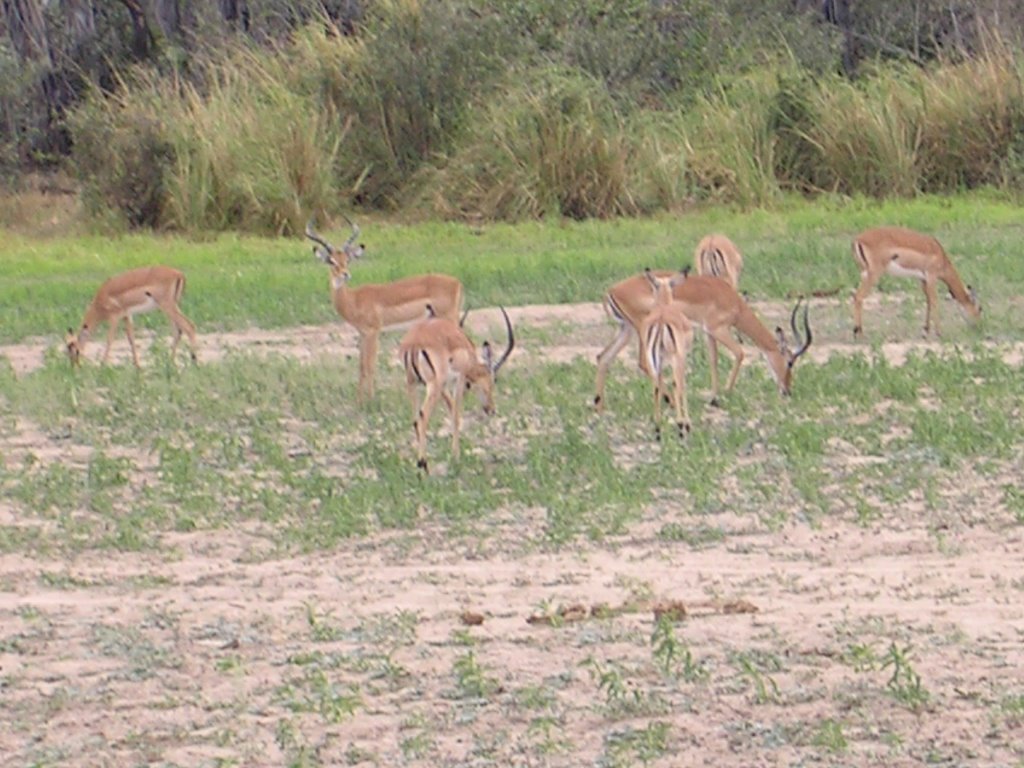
xmin=418 ymin=69 xmax=688 ymax=221
xmin=68 ymin=88 xmax=173 ymax=228
xmin=333 ymin=0 xmax=511 ymax=208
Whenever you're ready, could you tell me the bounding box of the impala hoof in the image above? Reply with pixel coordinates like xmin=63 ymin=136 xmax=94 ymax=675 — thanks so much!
xmin=677 ymin=422 xmax=691 ymax=439
xmin=709 ymin=397 xmax=722 ymax=409
xmin=416 ymin=458 xmax=429 ymax=474
xmin=654 ymin=424 xmax=662 ymax=442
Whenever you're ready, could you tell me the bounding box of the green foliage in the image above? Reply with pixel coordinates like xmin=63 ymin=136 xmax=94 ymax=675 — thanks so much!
xmin=68 ymin=93 xmax=174 ymax=228
xmin=881 ymin=642 xmax=930 ymax=711
xmin=339 ymin=0 xmax=511 ymax=209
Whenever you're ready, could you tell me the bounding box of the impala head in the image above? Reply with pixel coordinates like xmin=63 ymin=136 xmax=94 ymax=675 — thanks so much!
xmin=959 ymin=284 xmax=982 ymax=320
xmin=466 ymin=307 xmax=515 ymax=415
xmin=771 ymin=298 xmax=813 ymax=396
xmin=65 ymin=327 xmax=83 ymax=367
xmin=643 ymin=267 xmax=688 ymax=304
xmin=306 ymin=214 xmax=365 ymax=276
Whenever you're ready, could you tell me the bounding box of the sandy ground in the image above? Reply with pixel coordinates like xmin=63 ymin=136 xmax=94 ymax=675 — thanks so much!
xmin=1 ymin=299 xmax=1023 ymax=767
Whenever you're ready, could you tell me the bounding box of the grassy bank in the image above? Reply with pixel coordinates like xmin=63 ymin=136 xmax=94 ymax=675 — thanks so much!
xmin=2 ymin=194 xmax=1023 ymax=345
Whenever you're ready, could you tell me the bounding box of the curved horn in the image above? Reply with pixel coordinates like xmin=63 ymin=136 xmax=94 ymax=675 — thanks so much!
xmin=340 ymin=212 xmax=360 ymax=248
xmin=304 ymin=217 xmax=334 ymax=250
xmin=491 ymin=306 xmax=515 ymax=374
xmin=789 ymin=297 xmax=804 ymax=349
xmin=789 ymin=298 xmax=812 ymax=361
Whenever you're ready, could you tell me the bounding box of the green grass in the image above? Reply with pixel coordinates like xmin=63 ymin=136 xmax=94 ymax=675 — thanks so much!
xmin=1 ymin=323 xmax=1020 ymax=558
xmin=2 ymin=193 xmax=1023 ymax=344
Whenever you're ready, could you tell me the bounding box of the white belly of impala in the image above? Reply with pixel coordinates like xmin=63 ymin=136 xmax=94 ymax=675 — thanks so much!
xmin=127 ymin=296 xmax=159 ymax=315
xmin=886 ymin=261 xmax=926 ymax=280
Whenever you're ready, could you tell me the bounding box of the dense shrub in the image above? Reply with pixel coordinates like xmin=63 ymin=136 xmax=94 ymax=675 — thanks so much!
xmin=332 ymin=0 xmax=512 ymax=208
xmin=68 ymin=89 xmax=173 ymax=228
xmin=59 ymin=2 xmax=1024 ymax=228
xmin=418 ymin=69 xmax=690 ymax=221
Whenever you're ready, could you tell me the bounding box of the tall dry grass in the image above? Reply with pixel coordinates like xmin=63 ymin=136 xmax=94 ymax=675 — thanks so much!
xmin=67 ymin=16 xmax=1024 ymax=228
xmin=419 ymin=70 xmax=695 ymax=221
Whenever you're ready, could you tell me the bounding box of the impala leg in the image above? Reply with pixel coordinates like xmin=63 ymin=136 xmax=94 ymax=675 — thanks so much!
xmin=160 ymin=301 xmax=198 ymax=363
xmin=358 ymin=331 xmax=380 ymax=402
xmin=852 ymin=269 xmax=881 ymax=339
xmin=651 ymin=365 xmax=663 ymax=440
xmin=415 ymin=380 xmax=444 ymax=473
xmin=124 ymin=316 xmax=141 ymax=368
xmin=406 ymin=377 xmax=420 ymax=423
xmin=705 ymin=332 xmax=721 ymax=405
xmin=673 ymin=354 xmax=691 ymax=436
xmin=594 ymin=323 xmax=634 ymax=411
xmin=922 ymin=277 xmax=940 ymax=337
xmin=708 ymin=328 xmax=745 ymax=395
xmin=101 ymin=318 xmax=120 ymax=365
xmin=448 ymin=380 xmax=463 ymax=458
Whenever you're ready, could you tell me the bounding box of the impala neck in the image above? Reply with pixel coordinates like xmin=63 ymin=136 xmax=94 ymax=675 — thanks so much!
xmin=733 ymin=304 xmax=779 ymax=355
xmin=940 ymin=266 xmax=974 ymax=309
xmin=733 ymin=303 xmax=790 ymax=391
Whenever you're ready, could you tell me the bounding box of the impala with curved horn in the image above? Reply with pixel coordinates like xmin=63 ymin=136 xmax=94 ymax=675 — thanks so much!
xmin=594 ymin=273 xmax=812 ymax=411
xmin=66 ymin=266 xmax=198 ymax=368
xmin=399 ymin=306 xmax=514 ymax=473
xmin=851 ymin=225 xmax=981 ymax=338
xmin=306 ymin=215 xmax=464 ymax=401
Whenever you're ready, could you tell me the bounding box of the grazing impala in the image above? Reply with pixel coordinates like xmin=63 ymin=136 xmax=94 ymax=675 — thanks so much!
xmin=694 ymin=233 xmax=744 ymax=289
xmin=594 ymin=273 xmax=812 ymax=411
xmin=306 ymin=216 xmax=464 ymax=401
xmin=638 ymin=268 xmax=695 ymax=438
xmin=852 ymin=226 xmax=981 ymax=338
xmin=400 ymin=306 xmax=514 ymax=473
xmin=66 ymin=265 xmax=198 ymax=368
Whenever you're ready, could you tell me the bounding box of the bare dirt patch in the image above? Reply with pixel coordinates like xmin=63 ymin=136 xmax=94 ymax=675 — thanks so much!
xmin=2 ymin=303 xmax=1023 ymax=766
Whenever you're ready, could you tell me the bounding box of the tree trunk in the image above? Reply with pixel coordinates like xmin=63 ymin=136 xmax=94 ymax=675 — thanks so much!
xmin=150 ymin=0 xmax=181 ymax=41
xmin=117 ymin=0 xmax=155 ymax=59
xmin=3 ymin=0 xmax=53 ymax=65
xmin=62 ymin=0 xmax=97 ymax=43
xmin=823 ymin=0 xmax=857 ymax=76
xmin=219 ymin=0 xmax=250 ymax=32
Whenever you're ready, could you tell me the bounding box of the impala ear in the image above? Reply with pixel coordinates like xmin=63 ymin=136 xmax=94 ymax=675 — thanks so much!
xmin=482 ymin=340 xmax=494 ymax=370
xmin=775 ymin=326 xmax=789 ymax=355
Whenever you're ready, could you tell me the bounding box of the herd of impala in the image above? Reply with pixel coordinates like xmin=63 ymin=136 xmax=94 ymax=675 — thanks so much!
xmin=64 ymin=219 xmax=982 ymax=471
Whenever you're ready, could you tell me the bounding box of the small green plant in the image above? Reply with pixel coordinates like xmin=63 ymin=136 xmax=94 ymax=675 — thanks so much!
xmin=602 ymin=721 xmax=670 ymax=768
xmin=734 ymin=652 xmax=780 ymax=705
xmin=811 ymin=718 xmax=847 ymax=753
xmin=527 ymin=715 xmax=573 ymax=755
xmin=277 ymin=668 xmax=361 ymax=723
xmin=650 ymin=614 xmax=705 ymax=682
xmin=881 ymin=642 xmax=930 ymax=711
xmin=304 ymin=602 xmax=344 ymax=642
xmin=580 ymin=656 xmax=655 ymax=717
xmin=1003 ymin=484 xmax=1024 ymax=524
xmin=452 ymin=651 xmax=498 ymax=699
xmin=845 ymin=642 xmax=879 ymax=672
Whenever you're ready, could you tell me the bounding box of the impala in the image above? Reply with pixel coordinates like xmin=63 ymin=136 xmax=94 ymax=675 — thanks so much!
xmin=65 ymin=265 xmax=198 ymax=368
xmin=638 ymin=268 xmax=695 ymax=438
xmin=400 ymin=306 xmax=514 ymax=473
xmin=694 ymin=233 xmax=743 ymax=289
xmin=852 ymin=225 xmax=981 ymax=338
xmin=306 ymin=216 xmax=464 ymax=401
xmin=594 ymin=273 xmax=812 ymax=410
